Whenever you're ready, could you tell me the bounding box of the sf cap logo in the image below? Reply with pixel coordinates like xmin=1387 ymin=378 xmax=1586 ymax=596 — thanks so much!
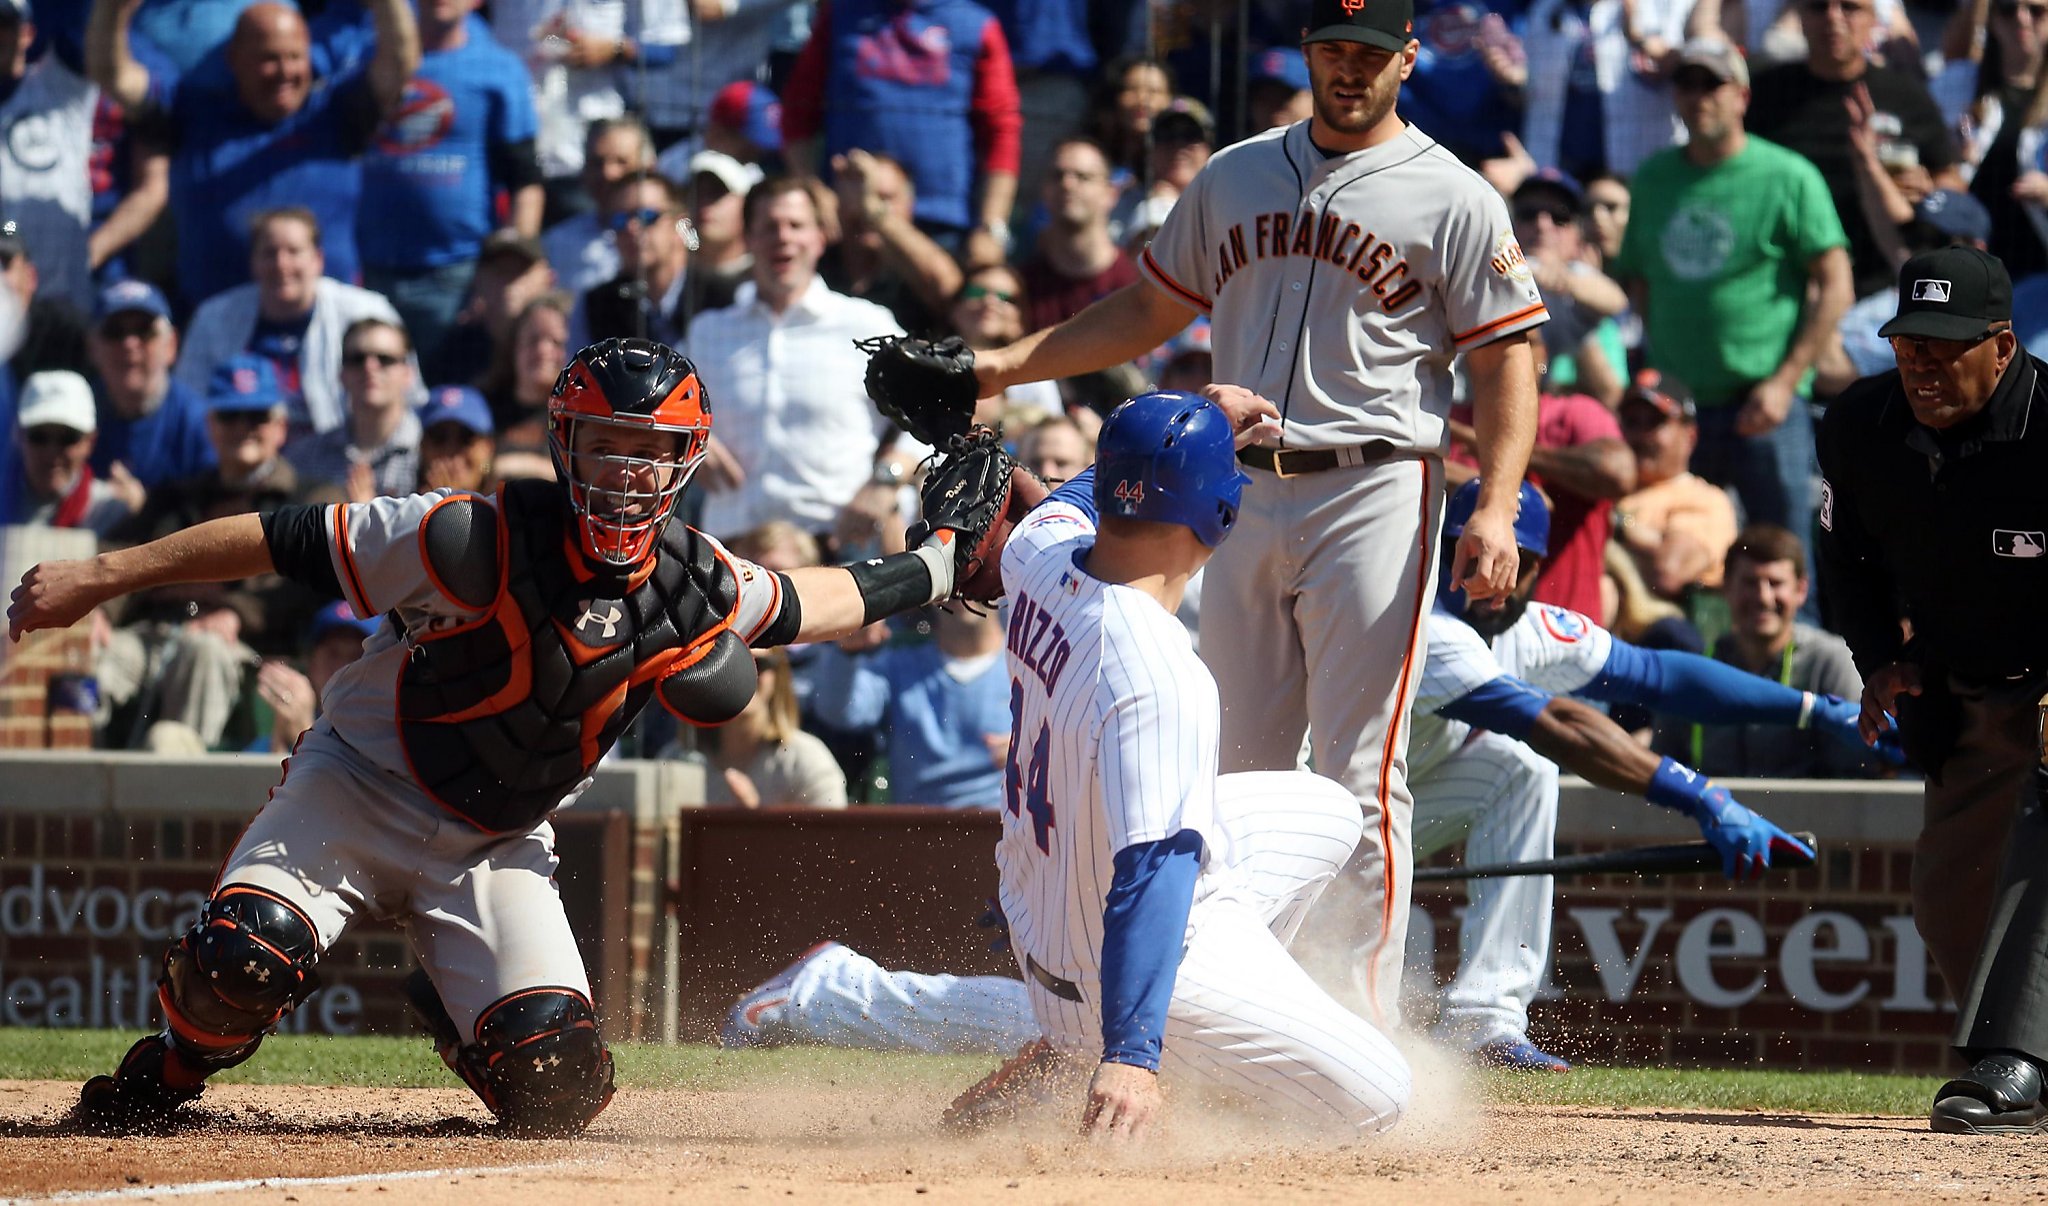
xmin=1911 ymin=279 xmax=1952 ymax=302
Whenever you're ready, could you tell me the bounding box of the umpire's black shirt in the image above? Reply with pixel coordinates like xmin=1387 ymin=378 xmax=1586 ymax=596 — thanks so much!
xmin=1817 ymin=351 xmax=2048 ymax=685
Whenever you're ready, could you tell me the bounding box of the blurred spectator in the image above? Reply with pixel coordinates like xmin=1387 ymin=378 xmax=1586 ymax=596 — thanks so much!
xmin=424 ymin=230 xmax=557 ymax=386
xmin=1612 ymin=39 xmax=1851 ymax=535
xmin=783 ymin=0 xmax=1022 ymax=261
xmin=2 ymin=370 xmax=136 ymax=535
xmin=1511 ymin=168 xmax=1628 ymax=403
xmin=1015 ymin=412 xmax=1091 ymax=483
xmin=1599 ymin=538 xmax=1705 ymax=735
xmin=949 ymin=263 xmax=1061 ymax=426
xmin=253 ymin=598 xmax=379 ymax=755
xmin=1 ymin=0 xmax=97 ymax=311
xmin=285 ymin=317 xmax=421 ymax=499
xmin=359 ymin=0 xmax=543 ymax=371
xmin=1247 ymin=46 xmax=1312 ymax=132
xmin=1108 ymin=99 xmax=1211 ymax=248
xmin=86 ymin=0 xmax=421 ymax=306
xmin=1651 ymin=523 xmax=1880 ymax=776
xmin=1405 ymin=0 xmax=1526 ymax=170
xmin=1747 ymin=0 xmax=1960 ymax=296
xmin=85 ymin=279 xmax=215 ymax=490
xmin=575 ymin=173 xmax=733 ymax=346
xmin=1967 ymin=71 xmax=2048 ymax=283
xmin=1613 ymin=371 xmax=1739 ymax=599
xmin=1821 ymin=187 xmax=1991 ymax=390
xmin=637 ymin=9 xmax=806 ymax=153
xmin=1582 ymin=170 xmax=1631 ymax=265
xmin=684 ymin=150 xmax=762 ymax=294
xmin=539 ymin=114 xmax=656 ymax=293
xmin=821 ymin=148 xmax=960 ymax=334
xmin=664 ymin=646 xmax=849 ymax=808
xmin=1090 ymin=55 xmax=1172 ymax=180
xmin=480 ymin=291 xmax=571 ymax=465
xmin=1 ymin=220 xmax=92 ymax=381
xmin=1019 ymin=138 xmax=1136 ymax=332
xmin=175 ymin=207 xmax=410 ymax=438
xmin=415 ymin=383 xmax=495 ymax=492
xmin=1932 ymin=0 xmax=2043 ymax=179
xmin=701 ymin=77 xmax=783 ymax=165
xmin=813 ymin=605 xmax=1009 ymax=807
xmin=983 ymin=0 xmax=1095 ymax=217
xmin=688 ymin=177 xmax=906 ymax=540
xmin=1522 ymin=0 xmax=1692 ymax=180
xmin=489 ymin=0 xmax=684 ymax=216
xmin=83 ymin=27 xmax=173 ymax=288
xmin=1152 ymin=320 xmax=1212 ymax=395
xmin=1448 ymin=335 xmax=1635 ymax=618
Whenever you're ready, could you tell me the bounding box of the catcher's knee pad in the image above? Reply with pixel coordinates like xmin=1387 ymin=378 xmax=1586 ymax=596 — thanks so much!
xmin=453 ymin=988 xmax=615 ymax=1136
xmin=160 ymin=884 xmax=321 ymax=1059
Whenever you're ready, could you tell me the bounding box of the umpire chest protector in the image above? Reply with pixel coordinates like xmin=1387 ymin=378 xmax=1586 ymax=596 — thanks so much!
xmin=399 ymin=479 xmax=755 ymax=831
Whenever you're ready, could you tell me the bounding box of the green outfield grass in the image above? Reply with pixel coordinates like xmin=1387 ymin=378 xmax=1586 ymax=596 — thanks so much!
xmin=0 ymin=1031 xmax=1945 ymax=1116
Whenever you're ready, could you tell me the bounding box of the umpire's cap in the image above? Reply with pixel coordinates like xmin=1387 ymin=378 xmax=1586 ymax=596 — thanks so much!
xmin=1444 ymin=477 xmax=1550 ymax=559
xmin=1094 ymin=391 xmax=1248 ymax=547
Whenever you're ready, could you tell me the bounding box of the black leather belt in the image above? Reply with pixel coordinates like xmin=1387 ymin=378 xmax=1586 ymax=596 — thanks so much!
xmin=1025 ymin=955 xmax=1082 ymax=1002
xmin=1237 ymin=440 xmax=1398 ymax=478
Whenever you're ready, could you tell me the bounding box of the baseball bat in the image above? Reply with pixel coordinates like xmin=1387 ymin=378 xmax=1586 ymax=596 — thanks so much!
xmin=1412 ymin=832 xmax=1819 ymax=882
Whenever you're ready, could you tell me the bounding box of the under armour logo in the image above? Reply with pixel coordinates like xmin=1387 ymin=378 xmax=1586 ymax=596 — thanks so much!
xmin=576 ymin=602 xmax=622 ymax=639
xmin=534 ymin=1053 xmax=562 ymax=1072
xmin=245 ymin=961 xmax=270 ymax=983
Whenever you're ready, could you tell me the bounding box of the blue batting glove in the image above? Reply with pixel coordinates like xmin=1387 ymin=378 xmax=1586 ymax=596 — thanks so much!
xmin=1810 ymin=693 xmax=1905 ymax=766
xmin=1692 ymin=785 xmax=1816 ymax=880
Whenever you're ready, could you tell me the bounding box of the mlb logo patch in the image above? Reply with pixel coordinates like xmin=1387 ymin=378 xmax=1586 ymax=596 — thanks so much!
xmin=1818 ymin=480 xmax=1834 ymax=531
xmin=1994 ymin=529 xmax=2046 ymax=558
xmin=1912 ymin=279 xmax=1952 ymax=302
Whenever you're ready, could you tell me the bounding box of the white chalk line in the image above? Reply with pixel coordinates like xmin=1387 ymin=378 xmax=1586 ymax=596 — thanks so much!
xmin=0 ymin=1160 xmax=582 ymax=1204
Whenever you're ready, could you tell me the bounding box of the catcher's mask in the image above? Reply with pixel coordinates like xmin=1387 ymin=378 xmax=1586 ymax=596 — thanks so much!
xmin=1438 ymin=477 xmax=1550 ymax=638
xmin=1093 ymin=391 xmax=1247 ymax=547
xmin=548 ymin=338 xmax=711 ymax=568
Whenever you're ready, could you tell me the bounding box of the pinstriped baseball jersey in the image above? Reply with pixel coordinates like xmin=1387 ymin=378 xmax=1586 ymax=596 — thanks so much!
xmin=313 ymin=488 xmax=784 ymax=804
xmin=994 ymin=496 xmax=1237 ymax=1039
xmin=1409 ymin=603 xmax=1614 ymax=778
xmin=1136 ymin=121 xmax=1548 ymax=452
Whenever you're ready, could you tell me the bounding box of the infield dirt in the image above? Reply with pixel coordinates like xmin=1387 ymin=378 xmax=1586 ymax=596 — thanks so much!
xmin=3 ymin=1073 xmax=2047 ymax=1205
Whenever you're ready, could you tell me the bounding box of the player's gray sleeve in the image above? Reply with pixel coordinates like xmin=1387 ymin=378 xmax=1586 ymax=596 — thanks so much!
xmin=1414 ymin=611 xmax=1511 ymax=715
xmin=697 ymin=531 xmax=792 ymax=644
xmin=1096 ymin=598 xmax=1222 ymax=855
xmin=1133 ymin=164 xmax=1213 ymax=313
xmin=327 ymin=490 xmax=490 ymax=622
xmin=1439 ymin=184 xmax=1549 ymax=352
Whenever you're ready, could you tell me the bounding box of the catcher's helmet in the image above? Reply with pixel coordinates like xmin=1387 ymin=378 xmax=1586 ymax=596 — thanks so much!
xmin=548 ymin=339 xmax=711 ymax=567
xmin=1093 ymin=391 xmax=1247 ymax=547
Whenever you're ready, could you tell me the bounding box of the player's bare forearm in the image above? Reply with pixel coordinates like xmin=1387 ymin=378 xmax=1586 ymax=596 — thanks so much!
xmin=1464 ymin=331 xmax=1539 ymax=501
xmin=976 ymin=283 xmax=1197 ymax=397
xmin=508 ymin=185 xmax=546 ymax=239
xmin=872 ymin=209 xmax=965 ymax=317
xmin=1526 ymin=437 xmax=1635 ymax=502
xmin=978 ymin=171 xmax=1017 ymax=235
xmin=1525 ymin=696 xmax=1659 ymax=796
xmin=1772 ymin=248 xmax=1852 ymax=386
xmin=87 ymin=147 xmax=167 ymax=270
xmin=8 ymin=514 xmax=274 ymax=641
xmin=784 ymin=566 xmax=873 ymax=644
xmin=87 ymin=0 xmax=152 ymax=112
xmin=366 ymin=0 xmax=423 ymax=114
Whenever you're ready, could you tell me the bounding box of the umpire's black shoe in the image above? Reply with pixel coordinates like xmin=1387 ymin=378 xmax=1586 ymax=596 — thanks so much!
xmin=1931 ymin=1052 xmax=2048 ymax=1135
xmin=72 ymin=1034 xmax=205 ymax=1134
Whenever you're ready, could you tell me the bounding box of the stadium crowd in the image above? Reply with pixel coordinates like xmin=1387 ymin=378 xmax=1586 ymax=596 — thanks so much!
xmin=4 ymin=0 xmax=2013 ymax=801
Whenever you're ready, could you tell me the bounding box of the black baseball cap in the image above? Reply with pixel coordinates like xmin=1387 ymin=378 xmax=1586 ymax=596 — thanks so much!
xmin=1621 ymin=369 xmax=1698 ymax=422
xmin=1302 ymin=0 xmax=1416 ymax=53
xmin=1879 ymin=246 xmax=2012 ymax=341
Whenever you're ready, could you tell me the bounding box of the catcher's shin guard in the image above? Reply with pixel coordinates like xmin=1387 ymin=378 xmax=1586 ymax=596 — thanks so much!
xmin=75 ymin=1033 xmax=213 ymax=1130
xmin=158 ymin=885 xmax=322 ymax=1066
xmin=450 ymin=987 xmax=616 ymax=1136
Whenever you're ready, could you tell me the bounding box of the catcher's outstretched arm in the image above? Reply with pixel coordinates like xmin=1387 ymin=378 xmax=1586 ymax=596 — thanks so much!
xmin=976 ymin=282 xmax=1198 ymax=397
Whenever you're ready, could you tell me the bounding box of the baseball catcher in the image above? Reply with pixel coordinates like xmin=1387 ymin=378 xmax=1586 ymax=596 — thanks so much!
xmin=6 ymin=338 xmax=1005 ymax=1136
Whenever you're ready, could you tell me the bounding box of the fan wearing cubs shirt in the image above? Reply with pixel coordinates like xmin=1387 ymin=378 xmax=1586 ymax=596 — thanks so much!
xmin=961 ymin=0 xmax=1547 ymax=1030
xmin=7 ymin=338 xmax=990 ymax=1138
xmin=1412 ymin=479 xmax=1889 ymax=1071
xmin=958 ymin=388 xmax=1409 ymax=1141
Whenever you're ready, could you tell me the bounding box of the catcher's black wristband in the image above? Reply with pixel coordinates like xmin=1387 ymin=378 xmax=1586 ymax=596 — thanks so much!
xmin=847 ymin=544 xmax=952 ymax=626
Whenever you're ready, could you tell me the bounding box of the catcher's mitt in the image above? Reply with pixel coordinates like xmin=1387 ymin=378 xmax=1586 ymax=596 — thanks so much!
xmin=857 ymin=333 xmax=979 ymax=447
xmin=908 ymin=428 xmax=1042 ymax=602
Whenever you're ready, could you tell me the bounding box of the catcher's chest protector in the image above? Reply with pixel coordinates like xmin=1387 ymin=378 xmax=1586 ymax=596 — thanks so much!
xmin=398 ymin=480 xmax=744 ymax=831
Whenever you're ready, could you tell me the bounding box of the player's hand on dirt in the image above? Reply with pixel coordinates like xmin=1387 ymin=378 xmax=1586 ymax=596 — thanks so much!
xmin=259 ymin=660 xmax=318 ymax=752
xmin=1452 ymin=506 xmax=1519 ymax=601
xmin=1860 ymin=661 xmax=1922 ymax=745
xmin=1809 ymin=692 xmax=1904 ymax=765
xmin=1081 ymin=1060 xmax=1161 ymax=1140
xmin=1198 ymin=383 xmax=1280 ymax=446
xmin=9 ymin=558 xmax=114 ymax=642
xmin=1735 ymin=377 xmax=1795 ymax=437
xmin=1693 ymin=786 xmax=1814 ymax=880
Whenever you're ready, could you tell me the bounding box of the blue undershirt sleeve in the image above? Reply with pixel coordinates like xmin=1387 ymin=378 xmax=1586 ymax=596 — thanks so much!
xmin=1044 ymin=466 xmax=1097 ymax=523
xmin=1098 ymin=829 xmax=1203 ymax=1072
xmin=1579 ymin=642 xmax=1807 ymax=726
xmin=1436 ymin=674 xmax=1551 ymax=740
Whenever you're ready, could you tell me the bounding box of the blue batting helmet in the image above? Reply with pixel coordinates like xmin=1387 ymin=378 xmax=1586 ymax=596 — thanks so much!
xmin=1438 ymin=478 xmax=1551 ymax=623
xmin=1093 ymin=391 xmax=1248 ymax=547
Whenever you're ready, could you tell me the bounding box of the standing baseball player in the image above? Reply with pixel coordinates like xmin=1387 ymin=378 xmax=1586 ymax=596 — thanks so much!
xmin=6 ymin=338 xmax=999 ymax=1135
xmin=934 ymin=0 xmax=1547 ymax=1024
xmin=964 ymin=388 xmax=1409 ymax=1138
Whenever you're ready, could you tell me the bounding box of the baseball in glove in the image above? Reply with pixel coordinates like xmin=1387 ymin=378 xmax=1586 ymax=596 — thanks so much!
xmin=856 ymin=333 xmax=980 ymax=447
xmin=908 ymin=428 xmax=1047 ymax=602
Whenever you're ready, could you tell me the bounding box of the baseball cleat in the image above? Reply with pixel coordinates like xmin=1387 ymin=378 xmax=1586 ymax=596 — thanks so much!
xmin=1474 ymin=1038 xmax=1572 ymax=1073
xmin=719 ymin=941 xmax=843 ymax=1049
xmin=71 ymin=1034 xmax=205 ymax=1133
xmin=1930 ymin=1053 xmax=2048 ymax=1135
xmin=941 ymin=1037 xmax=1076 ymax=1133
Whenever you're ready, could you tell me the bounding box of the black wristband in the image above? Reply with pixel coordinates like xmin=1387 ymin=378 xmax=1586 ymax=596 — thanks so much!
xmin=846 ymin=550 xmax=940 ymax=626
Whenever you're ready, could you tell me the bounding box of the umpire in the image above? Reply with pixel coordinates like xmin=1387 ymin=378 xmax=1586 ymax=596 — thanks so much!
xmin=1817 ymin=245 xmax=2048 ymax=1134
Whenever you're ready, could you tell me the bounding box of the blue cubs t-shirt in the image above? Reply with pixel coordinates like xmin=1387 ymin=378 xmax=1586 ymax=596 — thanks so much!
xmin=248 ymin=311 xmax=312 ymax=432
xmin=359 ymin=31 xmax=537 ymax=271
xmin=1405 ymin=0 xmax=1524 ymax=164
xmin=90 ymin=377 xmax=219 ymax=489
xmin=162 ymin=66 xmax=379 ymax=305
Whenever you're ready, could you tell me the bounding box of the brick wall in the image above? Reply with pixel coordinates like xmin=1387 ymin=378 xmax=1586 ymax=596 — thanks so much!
xmin=0 ymin=528 xmax=97 ymax=750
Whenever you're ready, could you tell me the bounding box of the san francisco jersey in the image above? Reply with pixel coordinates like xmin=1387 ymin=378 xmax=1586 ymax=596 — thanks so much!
xmin=994 ymin=494 xmax=1235 ymax=1037
xmin=1136 ymin=121 xmax=1547 ymax=453
xmin=312 ymin=489 xmax=786 ymax=811
xmin=1409 ymin=603 xmax=1615 ymax=778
